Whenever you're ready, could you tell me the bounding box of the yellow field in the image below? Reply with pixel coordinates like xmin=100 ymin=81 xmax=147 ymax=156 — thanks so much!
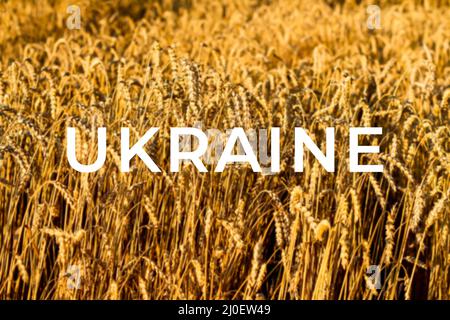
xmin=0 ymin=0 xmax=449 ymax=299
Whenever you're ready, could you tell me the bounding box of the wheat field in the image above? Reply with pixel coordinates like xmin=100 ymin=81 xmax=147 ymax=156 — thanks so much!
xmin=0 ymin=0 xmax=449 ymax=300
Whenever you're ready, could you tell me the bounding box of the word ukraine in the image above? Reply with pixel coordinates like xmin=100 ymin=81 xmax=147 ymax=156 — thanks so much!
xmin=66 ymin=127 xmax=383 ymax=173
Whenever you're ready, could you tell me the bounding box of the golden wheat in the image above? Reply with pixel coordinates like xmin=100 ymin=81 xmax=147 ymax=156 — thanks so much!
xmin=0 ymin=0 xmax=448 ymax=300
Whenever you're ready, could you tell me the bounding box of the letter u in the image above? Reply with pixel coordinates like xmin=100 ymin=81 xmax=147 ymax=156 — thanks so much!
xmin=67 ymin=127 xmax=107 ymax=172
